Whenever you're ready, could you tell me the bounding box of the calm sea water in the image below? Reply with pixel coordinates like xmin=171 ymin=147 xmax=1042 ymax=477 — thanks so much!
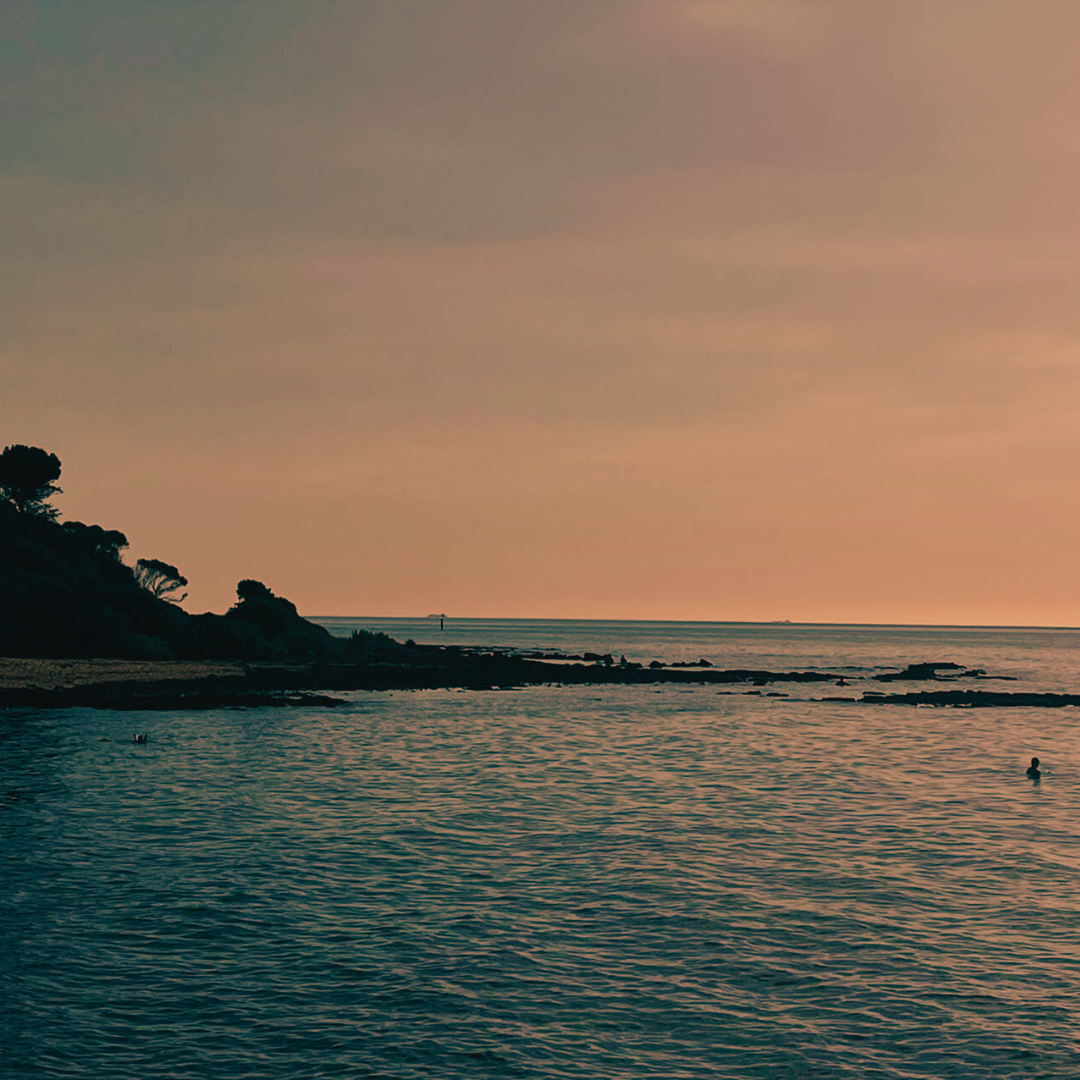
xmin=4 ymin=620 xmax=1080 ymax=1078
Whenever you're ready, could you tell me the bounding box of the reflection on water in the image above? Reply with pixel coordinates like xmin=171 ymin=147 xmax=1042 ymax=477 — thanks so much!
xmin=5 ymin=625 xmax=1080 ymax=1077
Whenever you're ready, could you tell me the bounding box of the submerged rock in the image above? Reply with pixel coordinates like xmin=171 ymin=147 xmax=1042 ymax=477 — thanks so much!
xmin=861 ymin=689 xmax=1080 ymax=707
xmin=875 ymin=662 xmax=1016 ymax=683
xmin=875 ymin=662 xmax=965 ymax=681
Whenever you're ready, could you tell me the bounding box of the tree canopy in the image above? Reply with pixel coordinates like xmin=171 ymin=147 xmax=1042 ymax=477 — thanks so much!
xmin=62 ymin=521 xmax=129 ymax=560
xmin=237 ymin=578 xmax=275 ymax=603
xmin=134 ymin=558 xmax=189 ymax=603
xmin=0 ymin=445 xmax=354 ymax=661
xmin=0 ymin=444 xmax=62 ymax=517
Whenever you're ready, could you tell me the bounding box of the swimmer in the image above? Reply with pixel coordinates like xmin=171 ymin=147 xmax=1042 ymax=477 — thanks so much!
xmin=1026 ymin=756 xmax=1041 ymax=780
xmin=133 ymin=733 xmax=148 ymax=744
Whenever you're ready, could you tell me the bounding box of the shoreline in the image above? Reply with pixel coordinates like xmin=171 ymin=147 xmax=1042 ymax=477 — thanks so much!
xmin=0 ymin=653 xmax=847 ymax=709
xmin=0 ymin=658 xmax=246 ymax=690
xmin=1 ymin=654 xmax=1076 ymax=710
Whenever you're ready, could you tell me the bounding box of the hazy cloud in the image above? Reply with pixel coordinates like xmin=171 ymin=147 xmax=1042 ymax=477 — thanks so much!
xmin=6 ymin=1 xmax=1080 ymax=620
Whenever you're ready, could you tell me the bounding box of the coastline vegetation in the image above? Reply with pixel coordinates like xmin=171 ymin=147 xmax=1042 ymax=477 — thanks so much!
xmin=4 ymin=444 xmax=1061 ymax=712
xmin=0 ymin=444 xmax=393 ymax=662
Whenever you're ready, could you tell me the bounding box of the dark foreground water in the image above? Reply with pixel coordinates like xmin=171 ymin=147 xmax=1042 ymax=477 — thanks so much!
xmin=4 ymin=622 xmax=1080 ymax=1078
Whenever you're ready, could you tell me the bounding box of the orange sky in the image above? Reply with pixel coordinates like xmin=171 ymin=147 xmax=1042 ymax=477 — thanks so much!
xmin=6 ymin=1 xmax=1080 ymax=624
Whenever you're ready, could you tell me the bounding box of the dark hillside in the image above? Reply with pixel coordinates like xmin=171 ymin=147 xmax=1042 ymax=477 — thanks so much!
xmin=0 ymin=499 xmax=346 ymax=661
xmin=0 ymin=500 xmax=192 ymax=658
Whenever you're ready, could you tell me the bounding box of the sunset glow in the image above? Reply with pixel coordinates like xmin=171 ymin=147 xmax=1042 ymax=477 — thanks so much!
xmin=6 ymin=1 xmax=1080 ymax=623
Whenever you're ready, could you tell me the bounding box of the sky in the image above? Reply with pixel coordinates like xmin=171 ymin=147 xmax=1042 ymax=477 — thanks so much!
xmin=5 ymin=0 xmax=1080 ymax=625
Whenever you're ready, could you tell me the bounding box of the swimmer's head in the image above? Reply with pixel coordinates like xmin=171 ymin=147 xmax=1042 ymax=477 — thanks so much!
xmin=1032 ymin=757 xmax=1040 ymax=768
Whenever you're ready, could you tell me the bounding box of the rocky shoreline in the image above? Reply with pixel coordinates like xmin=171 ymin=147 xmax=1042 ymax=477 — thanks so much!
xmin=0 ymin=650 xmax=850 ymax=709
xmin=0 ymin=650 xmax=1066 ymax=710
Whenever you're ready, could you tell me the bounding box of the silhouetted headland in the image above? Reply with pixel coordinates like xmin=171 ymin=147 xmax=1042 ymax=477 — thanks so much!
xmin=0 ymin=442 xmax=1051 ymax=710
xmin=0 ymin=443 xmax=366 ymax=664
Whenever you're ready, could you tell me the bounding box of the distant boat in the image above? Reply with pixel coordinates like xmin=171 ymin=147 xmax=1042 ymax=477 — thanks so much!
xmin=768 ymin=620 xmax=793 ymax=624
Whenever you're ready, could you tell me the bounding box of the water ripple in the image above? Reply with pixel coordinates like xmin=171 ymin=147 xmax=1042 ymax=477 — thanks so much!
xmin=4 ymin=687 xmax=1080 ymax=1077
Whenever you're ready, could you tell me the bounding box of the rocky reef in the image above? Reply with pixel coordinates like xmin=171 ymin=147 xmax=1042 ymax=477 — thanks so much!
xmin=0 ymin=649 xmax=1035 ymax=711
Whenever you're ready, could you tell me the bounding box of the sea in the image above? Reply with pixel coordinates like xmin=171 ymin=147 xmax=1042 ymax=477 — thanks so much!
xmin=4 ymin=619 xmax=1080 ymax=1079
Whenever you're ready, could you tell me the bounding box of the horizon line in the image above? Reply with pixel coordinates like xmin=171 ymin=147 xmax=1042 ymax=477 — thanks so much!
xmin=304 ymin=615 xmax=1080 ymax=632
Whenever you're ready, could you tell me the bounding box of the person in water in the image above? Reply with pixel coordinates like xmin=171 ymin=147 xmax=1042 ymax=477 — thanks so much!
xmin=1026 ymin=756 xmax=1041 ymax=779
